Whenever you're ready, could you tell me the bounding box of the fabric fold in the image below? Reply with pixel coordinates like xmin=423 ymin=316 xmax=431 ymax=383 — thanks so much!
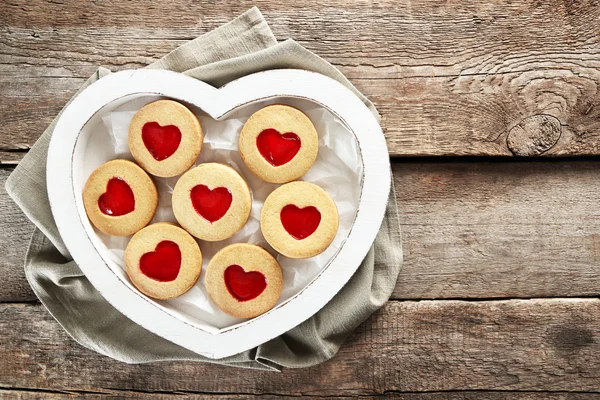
xmin=6 ymin=6 xmax=402 ymax=370
xmin=148 ymin=7 xmax=277 ymax=72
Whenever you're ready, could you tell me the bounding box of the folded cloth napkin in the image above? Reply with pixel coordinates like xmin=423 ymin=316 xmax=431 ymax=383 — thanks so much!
xmin=6 ymin=7 xmax=402 ymax=371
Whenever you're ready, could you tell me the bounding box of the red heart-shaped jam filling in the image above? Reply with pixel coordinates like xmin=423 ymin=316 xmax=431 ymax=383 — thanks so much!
xmin=97 ymin=177 xmax=135 ymax=216
xmin=224 ymin=264 xmax=267 ymax=302
xmin=190 ymin=185 xmax=232 ymax=223
xmin=256 ymin=128 xmax=301 ymax=166
xmin=280 ymin=205 xmax=321 ymax=240
xmin=139 ymin=240 xmax=181 ymax=282
xmin=142 ymin=121 xmax=182 ymax=161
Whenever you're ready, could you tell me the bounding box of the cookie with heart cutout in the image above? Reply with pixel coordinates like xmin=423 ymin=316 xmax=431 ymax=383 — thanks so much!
xmin=124 ymin=222 xmax=202 ymax=300
xmin=261 ymin=181 xmax=339 ymax=259
xmin=83 ymin=159 xmax=158 ymax=236
xmin=205 ymin=243 xmax=283 ymax=319
xmin=172 ymin=163 xmax=252 ymax=241
xmin=128 ymin=99 xmax=203 ymax=178
xmin=238 ymin=104 xmax=318 ymax=183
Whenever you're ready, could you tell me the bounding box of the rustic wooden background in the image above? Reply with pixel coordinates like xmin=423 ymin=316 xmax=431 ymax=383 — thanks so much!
xmin=2 ymin=0 xmax=600 ymax=398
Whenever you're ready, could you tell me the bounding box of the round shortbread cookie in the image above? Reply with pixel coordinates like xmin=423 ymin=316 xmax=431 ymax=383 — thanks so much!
xmin=172 ymin=163 xmax=252 ymax=241
xmin=124 ymin=222 xmax=202 ymax=300
xmin=205 ymin=243 xmax=283 ymax=319
xmin=83 ymin=159 xmax=158 ymax=236
xmin=239 ymin=104 xmax=318 ymax=183
xmin=261 ymin=181 xmax=339 ymax=259
xmin=128 ymin=99 xmax=203 ymax=177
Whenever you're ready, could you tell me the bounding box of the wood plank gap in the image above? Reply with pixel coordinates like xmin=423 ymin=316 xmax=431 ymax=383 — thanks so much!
xmin=381 ymin=389 xmax=600 ymax=396
xmin=5 ymin=297 xmax=600 ymax=306
xmin=390 ymin=155 xmax=600 ymax=163
xmin=0 ymin=386 xmax=352 ymax=398
xmin=0 ymin=385 xmax=108 ymax=396
xmin=389 ymin=295 xmax=600 ymax=302
xmin=6 ymin=385 xmax=600 ymax=398
xmin=0 ymin=299 xmax=39 ymax=304
xmin=5 ymin=153 xmax=600 ymax=168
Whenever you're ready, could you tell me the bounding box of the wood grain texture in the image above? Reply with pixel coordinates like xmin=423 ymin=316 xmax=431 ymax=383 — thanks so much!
xmin=2 ymin=0 xmax=600 ymax=159
xmin=2 ymin=391 xmax=599 ymax=400
xmin=1 ymin=299 xmax=600 ymax=394
xmin=0 ymin=169 xmax=35 ymax=302
xmin=2 ymin=0 xmax=600 ymax=395
xmin=0 ymin=152 xmax=27 ymax=166
xmin=394 ymin=159 xmax=600 ymax=300
xmin=3 ymin=160 xmax=600 ymax=302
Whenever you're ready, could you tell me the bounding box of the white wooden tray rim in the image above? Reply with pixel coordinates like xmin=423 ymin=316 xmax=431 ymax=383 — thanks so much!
xmin=47 ymin=69 xmax=390 ymax=359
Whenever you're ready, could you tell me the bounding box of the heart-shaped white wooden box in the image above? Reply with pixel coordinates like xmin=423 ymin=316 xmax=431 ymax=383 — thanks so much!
xmin=47 ymin=69 xmax=390 ymax=359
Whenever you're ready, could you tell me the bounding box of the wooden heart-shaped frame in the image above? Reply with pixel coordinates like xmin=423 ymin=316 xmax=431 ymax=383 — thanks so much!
xmin=47 ymin=69 xmax=391 ymax=359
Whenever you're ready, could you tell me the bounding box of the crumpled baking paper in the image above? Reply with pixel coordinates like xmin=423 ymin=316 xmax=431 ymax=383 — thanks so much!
xmin=83 ymin=96 xmax=362 ymax=331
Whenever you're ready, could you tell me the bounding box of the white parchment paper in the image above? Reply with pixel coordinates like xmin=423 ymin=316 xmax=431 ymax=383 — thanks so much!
xmin=88 ymin=96 xmax=362 ymax=330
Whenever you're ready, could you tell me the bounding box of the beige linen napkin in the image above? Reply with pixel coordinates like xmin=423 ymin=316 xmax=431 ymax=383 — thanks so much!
xmin=6 ymin=7 xmax=402 ymax=371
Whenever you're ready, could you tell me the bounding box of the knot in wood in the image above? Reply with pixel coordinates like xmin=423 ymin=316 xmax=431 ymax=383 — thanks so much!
xmin=507 ymin=115 xmax=561 ymax=156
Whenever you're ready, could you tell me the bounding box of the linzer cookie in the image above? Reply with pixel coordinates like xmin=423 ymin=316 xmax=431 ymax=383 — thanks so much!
xmin=239 ymin=104 xmax=318 ymax=183
xmin=172 ymin=163 xmax=252 ymax=241
xmin=83 ymin=159 xmax=158 ymax=236
xmin=261 ymin=181 xmax=338 ymax=259
xmin=124 ymin=222 xmax=202 ymax=299
xmin=205 ymin=243 xmax=283 ymax=318
xmin=128 ymin=99 xmax=203 ymax=177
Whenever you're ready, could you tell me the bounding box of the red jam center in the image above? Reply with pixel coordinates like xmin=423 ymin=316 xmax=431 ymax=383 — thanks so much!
xmin=141 ymin=121 xmax=182 ymax=161
xmin=280 ymin=205 xmax=321 ymax=240
xmin=97 ymin=177 xmax=135 ymax=216
xmin=139 ymin=240 xmax=182 ymax=282
xmin=224 ymin=264 xmax=267 ymax=302
xmin=190 ymin=184 xmax=232 ymax=223
xmin=256 ymin=128 xmax=301 ymax=166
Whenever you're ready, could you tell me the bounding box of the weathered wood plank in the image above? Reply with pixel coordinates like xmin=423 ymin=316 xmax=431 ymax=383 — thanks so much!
xmin=394 ymin=160 xmax=600 ymax=299
xmin=2 ymin=389 xmax=599 ymax=400
xmin=0 ymin=168 xmax=35 ymax=302
xmin=0 ymin=152 xmax=26 ymax=166
xmin=2 ymin=0 xmax=600 ymax=158
xmin=3 ymin=160 xmax=600 ymax=302
xmin=1 ymin=299 xmax=599 ymax=394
